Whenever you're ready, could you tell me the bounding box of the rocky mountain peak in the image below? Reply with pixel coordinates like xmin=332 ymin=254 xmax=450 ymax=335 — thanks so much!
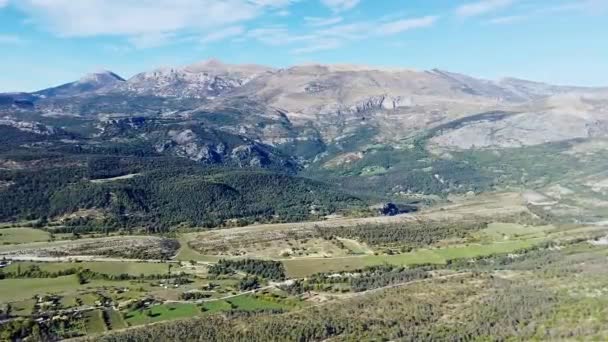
xmin=33 ymin=70 xmax=125 ymax=98
xmin=116 ymin=59 xmax=273 ymax=99
xmin=78 ymin=70 xmax=125 ymax=84
xmin=184 ymin=58 xmax=274 ymax=76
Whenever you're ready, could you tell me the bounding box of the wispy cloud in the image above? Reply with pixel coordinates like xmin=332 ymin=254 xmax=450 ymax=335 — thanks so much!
xmin=247 ymin=26 xmax=314 ymax=46
xmin=102 ymin=44 xmax=132 ymax=55
xmin=320 ymin=0 xmax=360 ymax=12
xmin=0 ymin=34 xmax=26 ymax=45
xmin=0 ymin=0 xmax=8 ymax=8
xmin=376 ymin=16 xmax=438 ymax=35
xmin=246 ymin=13 xmax=439 ymax=55
xmin=456 ymin=0 xmax=514 ymax=17
xmin=201 ymin=26 xmax=245 ymax=43
xmin=485 ymin=14 xmax=527 ymax=25
xmin=13 ymin=0 xmax=438 ymax=54
xmin=484 ymin=0 xmax=608 ymax=25
xmin=544 ymin=0 xmax=608 ymax=14
xmin=291 ymin=38 xmax=342 ymax=54
xmin=304 ymin=16 xmax=344 ymax=27
xmin=250 ymin=0 xmax=298 ymax=6
xmin=128 ymin=32 xmax=174 ymax=49
xmin=14 ymin=0 xmax=294 ymax=48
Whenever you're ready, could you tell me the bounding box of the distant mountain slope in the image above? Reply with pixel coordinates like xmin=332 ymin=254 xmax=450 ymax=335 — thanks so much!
xmin=2 ymin=59 xmax=608 ymax=164
xmin=0 ymin=92 xmax=36 ymax=109
xmin=34 ymin=70 xmax=125 ymax=98
xmin=113 ymin=59 xmax=274 ymax=98
xmin=0 ymin=153 xmax=362 ymax=229
xmin=98 ymin=117 xmax=300 ymax=172
xmin=2 ymin=59 xmax=608 ymax=220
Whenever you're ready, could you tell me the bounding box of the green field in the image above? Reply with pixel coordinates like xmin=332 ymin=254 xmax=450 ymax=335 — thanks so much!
xmin=105 ymin=309 xmax=128 ymax=330
xmin=227 ymin=294 xmax=294 ymax=311
xmin=284 ymin=238 xmax=545 ymax=277
xmin=433 ymin=240 xmax=539 ymax=260
xmin=478 ymin=223 xmax=554 ymax=241
xmin=200 ymin=299 xmax=233 ymax=313
xmin=125 ymin=303 xmax=201 ymax=326
xmin=0 ymin=275 xmax=78 ymax=302
xmin=10 ymin=299 xmax=35 ymax=316
xmin=198 ymin=295 xmax=294 ymax=315
xmin=175 ymin=236 xmax=221 ymax=262
xmin=83 ymin=309 xmax=107 ymax=334
xmin=60 ymin=293 xmax=99 ymax=309
xmin=0 ymin=228 xmax=51 ymax=244
xmin=284 ymin=257 xmax=368 ymax=277
xmin=78 ymin=293 xmax=99 ymax=306
xmin=338 ymin=238 xmax=373 ymax=255
xmin=60 ymin=294 xmax=79 ymax=308
xmin=0 ymin=276 xmax=153 ymax=303
xmin=4 ymin=261 xmax=170 ymax=276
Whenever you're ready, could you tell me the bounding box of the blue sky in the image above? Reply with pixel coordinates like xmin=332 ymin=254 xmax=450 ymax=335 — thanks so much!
xmin=0 ymin=0 xmax=606 ymax=92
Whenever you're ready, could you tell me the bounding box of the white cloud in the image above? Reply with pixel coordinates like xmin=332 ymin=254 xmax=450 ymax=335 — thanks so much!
xmin=376 ymin=16 xmax=438 ymax=35
xmin=291 ymin=38 xmax=342 ymax=54
xmin=201 ymin=26 xmax=245 ymax=43
xmin=316 ymin=22 xmax=372 ymax=40
xmin=250 ymin=0 xmax=297 ymax=6
xmin=320 ymin=0 xmax=360 ymax=12
xmin=456 ymin=0 xmax=514 ymax=17
xmin=14 ymin=0 xmax=437 ymax=54
xmin=485 ymin=14 xmax=526 ymax=24
xmin=15 ymin=0 xmax=294 ymax=48
xmin=0 ymin=34 xmax=26 ymax=45
xmin=16 ymin=1 xmax=254 ymax=36
xmin=247 ymin=26 xmax=314 ymax=45
xmin=304 ymin=16 xmax=344 ymax=27
xmin=248 ymin=14 xmax=438 ymax=55
xmin=128 ymin=32 xmax=175 ymax=49
xmin=102 ymin=44 xmax=132 ymax=55
xmin=545 ymin=0 xmax=608 ymax=14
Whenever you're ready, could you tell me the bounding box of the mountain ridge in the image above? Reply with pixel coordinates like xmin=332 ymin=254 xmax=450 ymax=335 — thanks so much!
xmin=2 ymin=59 xmax=608 ymax=156
xmin=18 ymin=59 xmax=608 ymax=99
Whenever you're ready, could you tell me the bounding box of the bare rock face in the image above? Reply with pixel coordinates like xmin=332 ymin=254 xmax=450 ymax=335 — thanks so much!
xmin=97 ymin=117 xmax=297 ymax=171
xmin=429 ymin=109 xmax=608 ymax=150
xmin=35 ymin=70 xmax=125 ymax=98
xmin=0 ymin=118 xmax=57 ymax=135
xmin=114 ymin=59 xmax=274 ymax=98
xmin=5 ymin=59 xmax=608 ymax=158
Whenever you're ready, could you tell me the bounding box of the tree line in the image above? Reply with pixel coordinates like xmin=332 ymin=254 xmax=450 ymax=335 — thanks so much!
xmin=208 ymin=259 xmax=286 ymax=281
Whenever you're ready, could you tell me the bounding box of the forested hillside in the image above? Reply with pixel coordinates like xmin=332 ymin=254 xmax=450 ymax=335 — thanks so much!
xmin=0 ymin=143 xmax=362 ymax=231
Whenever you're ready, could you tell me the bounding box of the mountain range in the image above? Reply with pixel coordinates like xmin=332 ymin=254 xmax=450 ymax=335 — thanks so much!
xmin=2 ymin=58 xmax=608 ymax=224
xmin=3 ymin=59 xmax=607 ymax=152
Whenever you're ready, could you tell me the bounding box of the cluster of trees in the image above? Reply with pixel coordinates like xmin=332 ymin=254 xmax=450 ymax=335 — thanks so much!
xmin=208 ymin=259 xmax=286 ymax=281
xmin=349 ymin=265 xmax=430 ymax=292
xmin=446 ymin=239 xmax=597 ymax=276
xmin=0 ymin=319 xmax=52 ymax=341
xmin=0 ymin=264 xmax=187 ymax=282
xmin=0 ymin=264 xmax=80 ymax=279
xmin=0 ymin=152 xmax=362 ymax=230
xmin=316 ymin=219 xmax=487 ymax=248
xmin=0 ymin=308 xmax=87 ymax=341
xmin=0 ymin=166 xmax=87 ymax=220
xmin=62 ymin=238 xmax=180 ymax=260
xmin=282 ymin=265 xmax=431 ymax=294
xmin=90 ymin=274 xmax=565 ymax=342
xmin=238 ymin=277 xmax=261 ymax=291
xmin=179 ymin=292 xmax=212 ymax=301
xmin=310 ymin=141 xmax=494 ymax=198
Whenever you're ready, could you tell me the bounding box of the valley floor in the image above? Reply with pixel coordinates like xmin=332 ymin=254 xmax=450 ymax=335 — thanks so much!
xmin=1 ymin=191 xmax=607 ymax=340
